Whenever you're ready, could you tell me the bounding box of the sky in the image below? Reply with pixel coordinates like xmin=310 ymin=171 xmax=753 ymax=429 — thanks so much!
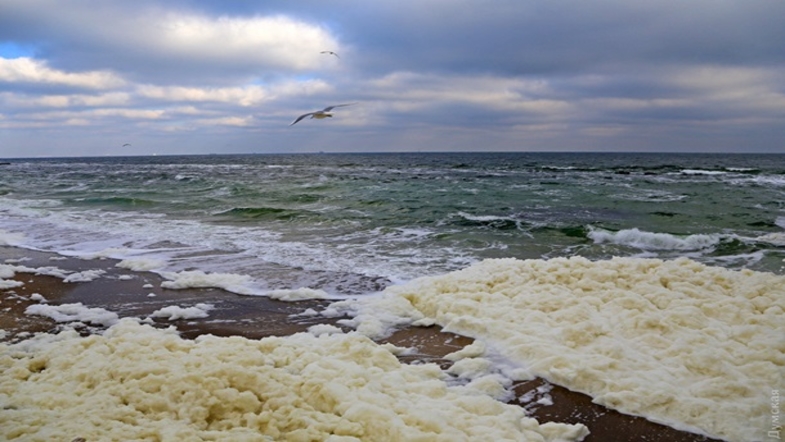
xmin=1 ymin=0 xmax=784 ymax=157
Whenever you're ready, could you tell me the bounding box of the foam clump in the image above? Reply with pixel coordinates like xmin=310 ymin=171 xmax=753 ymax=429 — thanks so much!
xmin=0 ymin=267 xmax=24 ymax=289
xmin=116 ymin=257 xmax=166 ymax=272
xmin=378 ymin=256 xmax=785 ymax=442
xmin=159 ymin=270 xmax=253 ymax=294
xmin=266 ymin=287 xmax=330 ymax=301
xmin=0 ymin=319 xmax=588 ymax=442
xmin=63 ymin=269 xmax=106 ymax=283
xmin=0 ymin=264 xmax=68 ymax=284
xmin=149 ymin=303 xmax=214 ymax=321
xmin=1 ymin=263 xmax=105 ymax=285
xmin=24 ymin=302 xmax=119 ymax=327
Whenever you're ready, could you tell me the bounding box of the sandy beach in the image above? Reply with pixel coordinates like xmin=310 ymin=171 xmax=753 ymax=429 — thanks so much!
xmin=0 ymin=245 xmax=727 ymax=442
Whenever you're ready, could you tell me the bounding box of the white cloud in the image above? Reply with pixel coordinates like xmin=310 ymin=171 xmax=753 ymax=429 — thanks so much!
xmin=195 ymin=116 xmax=254 ymax=127
xmin=0 ymin=92 xmax=131 ymax=108
xmin=91 ymin=108 xmax=166 ymax=119
xmin=671 ymin=66 xmax=775 ymax=95
xmin=670 ymin=66 xmax=785 ymax=114
xmin=368 ymin=71 xmax=564 ymax=113
xmin=0 ymin=120 xmax=50 ymax=129
xmin=25 ymin=108 xmax=165 ymax=121
xmin=0 ymin=57 xmax=125 ymax=89
xmin=153 ymin=14 xmax=338 ymax=70
xmin=137 ymin=85 xmax=268 ymax=106
xmin=64 ymin=118 xmax=91 ymax=126
xmin=581 ymin=97 xmax=693 ymax=111
xmin=168 ymin=105 xmax=212 ymax=116
xmin=585 ymin=66 xmax=785 ymax=123
xmin=136 ymin=79 xmax=332 ymax=106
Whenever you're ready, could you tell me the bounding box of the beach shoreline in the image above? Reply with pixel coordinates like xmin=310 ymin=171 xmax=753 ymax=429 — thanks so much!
xmin=1 ymin=245 xmax=724 ymax=441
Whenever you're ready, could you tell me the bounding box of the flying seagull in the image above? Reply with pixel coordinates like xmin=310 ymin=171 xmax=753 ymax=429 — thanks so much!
xmin=320 ymin=51 xmax=339 ymax=58
xmin=290 ymin=103 xmax=356 ymax=126
xmin=122 ymin=143 xmax=131 ymax=147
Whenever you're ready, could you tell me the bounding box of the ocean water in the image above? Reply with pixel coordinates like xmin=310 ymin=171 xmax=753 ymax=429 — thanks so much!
xmin=1 ymin=152 xmax=784 ymax=296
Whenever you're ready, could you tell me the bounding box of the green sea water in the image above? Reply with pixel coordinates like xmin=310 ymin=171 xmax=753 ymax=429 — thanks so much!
xmin=1 ymin=152 xmax=783 ymax=295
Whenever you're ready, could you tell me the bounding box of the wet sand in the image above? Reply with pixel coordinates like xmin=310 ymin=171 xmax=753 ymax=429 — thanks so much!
xmin=0 ymin=246 xmax=722 ymax=442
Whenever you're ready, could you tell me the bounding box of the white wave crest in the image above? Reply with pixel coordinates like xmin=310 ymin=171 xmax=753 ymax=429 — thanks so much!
xmin=679 ymin=169 xmax=727 ymax=175
xmin=588 ymin=227 xmax=721 ymax=251
xmin=756 ymin=232 xmax=785 ymax=246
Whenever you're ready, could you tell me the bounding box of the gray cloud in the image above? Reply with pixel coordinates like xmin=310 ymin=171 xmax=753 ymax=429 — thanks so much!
xmin=1 ymin=0 xmax=783 ymax=156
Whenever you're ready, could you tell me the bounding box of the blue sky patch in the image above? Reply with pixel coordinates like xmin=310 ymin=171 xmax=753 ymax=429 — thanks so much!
xmin=0 ymin=42 xmax=36 ymax=59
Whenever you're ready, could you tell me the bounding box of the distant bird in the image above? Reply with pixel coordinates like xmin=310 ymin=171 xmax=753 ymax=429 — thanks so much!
xmin=290 ymin=103 xmax=356 ymax=126
xmin=122 ymin=143 xmax=131 ymax=147
xmin=320 ymin=51 xmax=339 ymax=58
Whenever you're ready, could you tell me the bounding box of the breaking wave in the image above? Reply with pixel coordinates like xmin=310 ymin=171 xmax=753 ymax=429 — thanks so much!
xmin=587 ymin=227 xmax=722 ymax=251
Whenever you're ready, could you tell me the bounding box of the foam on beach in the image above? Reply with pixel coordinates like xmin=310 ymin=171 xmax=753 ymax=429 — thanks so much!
xmin=3 ymin=251 xmax=783 ymax=441
xmin=159 ymin=269 xmax=332 ymax=300
xmin=0 ymin=319 xmax=588 ymax=441
xmin=149 ymin=303 xmax=215 ymax=321
xmin=345 ymin=256 xmax=784 ymax=442
xmin=160 ymin=270 xmax=253 ymax=291
xmin=24 ymin=303 xmax=120 ymax=327
xmin=0 ymin=263 xmax=107 ymax=285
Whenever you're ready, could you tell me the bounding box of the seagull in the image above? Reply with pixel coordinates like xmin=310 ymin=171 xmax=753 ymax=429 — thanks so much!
xmin=320 ymin=51 xmax=340 ymax=58
xmin=289 ymin=103 xmax=356 ymax=126
xmin=122 ymin=143 xmax=131 ymax=147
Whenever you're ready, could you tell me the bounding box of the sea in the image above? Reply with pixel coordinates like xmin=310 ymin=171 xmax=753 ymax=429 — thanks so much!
xmin=1 ymin=152 xmax=783 ymax=295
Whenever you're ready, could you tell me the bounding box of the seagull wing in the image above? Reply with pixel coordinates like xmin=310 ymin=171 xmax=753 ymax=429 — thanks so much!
xmin=322 ymin=103 xmax=357 ymax=112
xmin=290 ymin=112 xmax=315 ymax=126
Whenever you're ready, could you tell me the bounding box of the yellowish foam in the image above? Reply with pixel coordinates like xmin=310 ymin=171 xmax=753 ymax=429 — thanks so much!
xmin=383 ymin=256 xmax=785 ymax=442
xmin=0 ymin=319 xmax=588 ymax=442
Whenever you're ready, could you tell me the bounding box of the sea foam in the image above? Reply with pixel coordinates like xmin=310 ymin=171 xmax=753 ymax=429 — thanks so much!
xmin=24 ymin=303 xmax=119 ymax=327
xmin=348 ymin=256 xmax=784 ymax=442
xmin=149 ymin=303 xmax=215 ymax=321
xmin=0 ymin=319 xmax=588 ymax=441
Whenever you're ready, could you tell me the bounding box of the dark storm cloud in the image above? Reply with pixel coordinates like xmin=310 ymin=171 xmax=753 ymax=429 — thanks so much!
xmin=317 ymin=1 xmax=785 ymax=75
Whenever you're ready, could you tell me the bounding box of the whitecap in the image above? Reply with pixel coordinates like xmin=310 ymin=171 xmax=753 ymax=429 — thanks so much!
xmin=679 ymin=169 xmax=727 ymax=175
xmin=588 ymin=227 xmax=721 ymax=251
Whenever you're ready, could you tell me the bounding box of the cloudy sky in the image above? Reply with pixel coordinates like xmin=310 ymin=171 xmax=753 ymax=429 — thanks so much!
xmin=1 ymin=0 xmax=783 ymax=157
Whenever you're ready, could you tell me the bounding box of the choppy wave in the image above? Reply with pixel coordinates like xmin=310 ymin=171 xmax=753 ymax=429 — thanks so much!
xmin=2 ymin=152 xmax=785 ymax=283
xmin=450 ymin=212 xmax=526 ymax=231
xmin=749 ymin=174 xmax=785 ymax=187
xmin=0 ymin=196 xmax=467 ymax=295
